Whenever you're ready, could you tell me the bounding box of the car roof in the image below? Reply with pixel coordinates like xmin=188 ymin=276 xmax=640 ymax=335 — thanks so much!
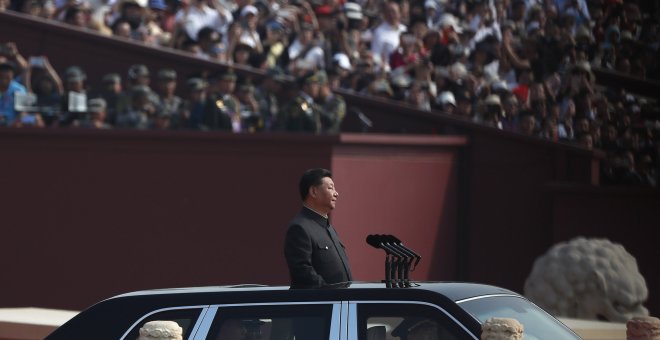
xmin=112 ymin=281 xmax=519 ymax=302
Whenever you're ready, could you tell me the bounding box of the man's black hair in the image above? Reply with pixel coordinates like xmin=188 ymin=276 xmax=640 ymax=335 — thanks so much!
xmin=197 ymin=26 xmax=220 ymax=42
xmin=64 ymin=6 xmax=82 ymax=23
xmin=299 ymin=168 xmax=332 ymax=200
xmin=0 ymin=62 xmax=15 ymax=73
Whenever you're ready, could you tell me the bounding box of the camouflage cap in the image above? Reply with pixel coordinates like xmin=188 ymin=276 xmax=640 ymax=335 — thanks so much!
xmin=102 ymin=73 xmax=121 ymax=84
xmin=157 ymin=68 xmax=177 ymax=81
xmin=128 ymin=64 xmax=150 ymax=79
xmin=301 ymin=71 xmax=322 ymax=85
xmin=87 ymin=98 xmax=107 ymax=112
xmin=315 ymin=70 xmax=328 ymax=84
xmin=186 ymin=77 xmax=207 ymax=91
xmin=65 ymin=65 xmax=86 ymax=82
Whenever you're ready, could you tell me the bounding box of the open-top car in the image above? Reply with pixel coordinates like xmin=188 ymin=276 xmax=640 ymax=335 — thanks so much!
xmin=45 ymin=281 xmax=581 ymax=340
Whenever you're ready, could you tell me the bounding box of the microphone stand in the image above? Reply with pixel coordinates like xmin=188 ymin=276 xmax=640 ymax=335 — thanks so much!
xmin=379 ymin=241 xmax=406 ymax=287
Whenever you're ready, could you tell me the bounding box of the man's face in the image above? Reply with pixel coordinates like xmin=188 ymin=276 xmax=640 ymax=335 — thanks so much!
xmin=310 ymin=177 xmax=338 ymax=213
xmin=219 ymin=79 xmax=235 ymax=94
xmin=304 ymin=82 xmax=320 ymax=98
xmin=136 ymin=75 xmax=150 ymax=86
xmin=384 ymin=2 xmax=400 ymax=25
xmin=159 ymin=80 xmax=176 ymax=94
xmin=520 ymin=116 xmax=536 ymax=135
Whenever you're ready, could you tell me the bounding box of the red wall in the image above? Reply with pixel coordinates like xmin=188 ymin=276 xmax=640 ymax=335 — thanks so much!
xmin=0 ymin=129 xmax=464 ymax=310
xmin=331 ymin=134 xmax=466 ymax=282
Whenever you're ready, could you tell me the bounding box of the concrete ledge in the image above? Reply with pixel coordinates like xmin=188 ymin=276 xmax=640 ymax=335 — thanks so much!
xmin=559 ymin=317 xmax=626 ymax=340
xmin=0 ymin=308 xmax=78 ymax=340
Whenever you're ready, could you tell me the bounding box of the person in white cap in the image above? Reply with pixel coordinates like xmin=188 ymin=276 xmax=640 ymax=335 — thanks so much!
xmin=332 ymin=53 xmax=352 ymax=79
xmin=436 ymin=91 xmax=456 ymax=114
xmin=480 ymin=94 xmax=504 ymax=129
xmin=423 ymin=0 xmax=441 ymax=28
xmin=238 ymin=4 xmax=263 ymax=53
xmin=137 ymin=320 xmax=183 ymax=340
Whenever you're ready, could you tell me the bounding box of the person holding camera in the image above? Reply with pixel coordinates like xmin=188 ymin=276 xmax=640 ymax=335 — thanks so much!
xmin=0 ymin=61 xmax=27 ymax=126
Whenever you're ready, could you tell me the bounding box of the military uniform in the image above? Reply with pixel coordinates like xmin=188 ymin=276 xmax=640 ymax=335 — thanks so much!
xmin=255 ymin=86 xmax=280 ymax=131
xmin=201 ymin=92 xmax=235 ymax=131
xmin=154 ymin=69 xmax=183 ymax=118
xmin=280 ymin=92 xmax=322 ymax=133
xmin=319 ymin=93 xmax=346 ymax=134
xmin=236 ymin=79 xmax=264 ymax=133
xmin=255 ymin=66 xmax=287 ymax=131
xmin=279 ymin=72 xmax=324 ymax=133
xmin=201 ymin=70 xmax=239 ymax=131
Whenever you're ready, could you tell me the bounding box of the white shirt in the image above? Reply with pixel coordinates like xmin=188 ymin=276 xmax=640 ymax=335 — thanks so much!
xmin=371 ymin=22 xmax=407 ymax=62
xmin=288 ymin=39 xmax=325 ymax=69
xmin=239 ymin=30 xmax=262 ymax=49
xmin=175 ymin=5 xmax=233 ymax=40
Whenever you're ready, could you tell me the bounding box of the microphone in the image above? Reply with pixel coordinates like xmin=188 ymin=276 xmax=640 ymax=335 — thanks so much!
xmin=366 ymin=234 xmax=384 ymax=250
xmin=368 ymin=235 xmax=407 ymax=258
xmin=386 ymin=235 xmax=422 ymax=269
xmin=366 ymin=234 xmax=406 ymax=286
xmin=378 ymin=234 xmax=413 ymax=286
xmin=350 ymin=108 xmax=372 ymax=132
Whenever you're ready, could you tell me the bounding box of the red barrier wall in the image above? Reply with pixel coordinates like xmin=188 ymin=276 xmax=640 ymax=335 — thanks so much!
xmin=331 ymin=134 xmax=466 ymax=281
xmin=0 ymin=129 xmax=465 ymax=310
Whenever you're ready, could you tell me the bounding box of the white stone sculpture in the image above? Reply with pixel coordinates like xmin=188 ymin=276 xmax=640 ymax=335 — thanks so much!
xmin=138 ymin=320 xmax=183 ymax=340
xmin=627 ymin=316 xmax=660 ymax=340
xmin=524 ymin=237 xmax=649 ymax=322
xmin=481 ymin=318 xmax=524 ymax=340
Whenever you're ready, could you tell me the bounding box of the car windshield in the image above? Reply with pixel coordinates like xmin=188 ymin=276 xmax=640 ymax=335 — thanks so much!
xmin=457 ymin=295 xmax=580 ymax=340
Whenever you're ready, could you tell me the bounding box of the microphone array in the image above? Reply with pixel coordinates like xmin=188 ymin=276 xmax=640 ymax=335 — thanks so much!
xmin=366 ymin=234 xmax=422 ymax=288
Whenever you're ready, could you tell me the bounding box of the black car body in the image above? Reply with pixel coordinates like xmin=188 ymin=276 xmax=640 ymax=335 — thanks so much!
xmin=46 ymin=282 xmax=581 ymax=340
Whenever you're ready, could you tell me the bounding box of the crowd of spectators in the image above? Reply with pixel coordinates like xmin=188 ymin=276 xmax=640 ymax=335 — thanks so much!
xmin=0 ymin=0 xmax=659 ymax=186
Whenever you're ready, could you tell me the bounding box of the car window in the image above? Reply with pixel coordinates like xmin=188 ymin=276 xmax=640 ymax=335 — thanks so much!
xmin=122 ymin=308 xmax=204 ymax=340
xmin=205 ymin=304 xmax=333 ymax=340
xmin=357 ymin=303 xmax=467 ymax=340
xmin=457 ymin=296 xmax=580 ymax=340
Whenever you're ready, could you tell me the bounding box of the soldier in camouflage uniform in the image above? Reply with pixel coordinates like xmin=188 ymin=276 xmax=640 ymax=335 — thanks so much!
xmin=235 ymin=78 xmax=264 ymax=133
xmin=317 ymin=69 xmax=346 ymax=134
xmin=153 ymin=69 xmax=183 ymax=119
xmin=201 ymin=69 xmax=238 ymax=131
xmin=115 ymin=64 xmax=159 ymax=116
xmin=255 ymin=66 xmax=287 ymax=131
xmin=278 ymin=71 xmax=324 ymax=133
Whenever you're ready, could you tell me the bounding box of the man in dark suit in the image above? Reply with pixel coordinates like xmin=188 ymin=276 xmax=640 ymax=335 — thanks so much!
xmin=284 ymin=168 xmax=352 ymax=288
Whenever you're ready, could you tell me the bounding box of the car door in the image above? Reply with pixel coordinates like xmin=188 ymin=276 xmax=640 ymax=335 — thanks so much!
xmin=192 ymin=301 xmax=343 ymax=340
xmin=347 ymin=301 xmax=478 ymax=340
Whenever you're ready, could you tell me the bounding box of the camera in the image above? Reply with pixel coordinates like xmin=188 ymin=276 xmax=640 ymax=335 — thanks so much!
xmin=29 ymin=56 xmax=45 ymax=67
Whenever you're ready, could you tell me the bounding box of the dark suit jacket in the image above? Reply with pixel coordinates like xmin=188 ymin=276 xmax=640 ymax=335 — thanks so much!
xmin=284 ymin=207 xmax=352 ymax=288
